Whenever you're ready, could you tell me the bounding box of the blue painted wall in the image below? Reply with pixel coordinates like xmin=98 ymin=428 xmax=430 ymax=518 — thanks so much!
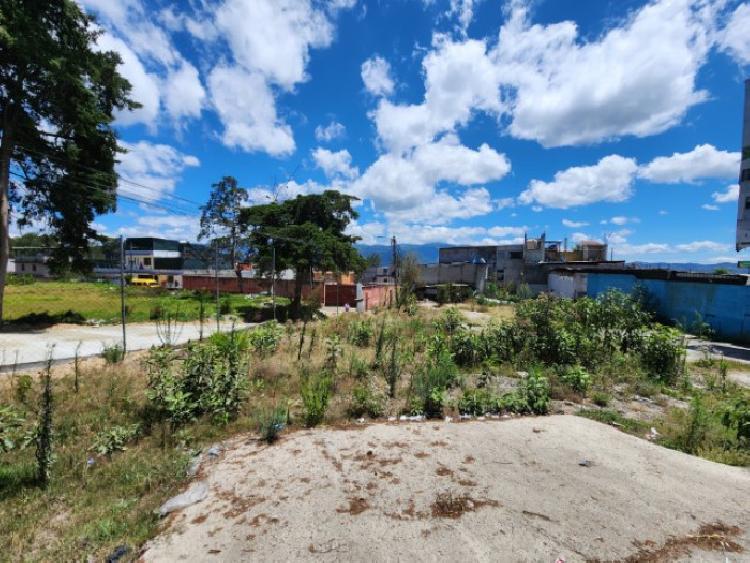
xmin=586 ymin=273 xmax=750 ymax=341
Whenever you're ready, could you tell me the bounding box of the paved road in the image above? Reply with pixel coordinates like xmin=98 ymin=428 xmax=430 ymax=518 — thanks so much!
xmin=0 ymin=320 xmax=255 ymax=370
xmin=685 ymin=335 xmax=750 ymax=365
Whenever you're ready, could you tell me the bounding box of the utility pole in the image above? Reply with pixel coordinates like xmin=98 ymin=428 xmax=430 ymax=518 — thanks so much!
xmin=119 ymin=235 xmax=127 ymax=353
xmin=269 ymin=238 xmax=276 ymax=321
xmin=214 ymin=241 xmax=220 ymax=332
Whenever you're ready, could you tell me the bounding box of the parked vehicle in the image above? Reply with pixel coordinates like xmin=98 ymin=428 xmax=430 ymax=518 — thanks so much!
xmin=130 ymin=274 xmax=159 ymax=287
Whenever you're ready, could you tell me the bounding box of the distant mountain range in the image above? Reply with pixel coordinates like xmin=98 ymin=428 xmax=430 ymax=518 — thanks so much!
xmin=356 ymin=243 xmax=746 ymax=273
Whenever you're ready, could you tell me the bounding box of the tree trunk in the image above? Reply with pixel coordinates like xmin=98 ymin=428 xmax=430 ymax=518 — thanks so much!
xmin=0 ymin=111 xmax=14 ymax=327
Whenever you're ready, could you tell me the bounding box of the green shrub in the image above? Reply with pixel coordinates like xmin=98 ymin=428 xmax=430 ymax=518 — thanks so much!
xmin=348 ymin=354 xmax=369 ymax=379
xmin=458 ymin=388 xmax=497 ymax=416
xmin=247 ymin=321 xmax=283 ymax=358
xmin=15 ymin=374 xmax=33 ymax=404
xmin=411 ymin=349 xmax=459 ymax=418
xmin=591 ymin=391 xmax=611 ymax=407
xmin=439 ymin=306 xmax=462 ymax=333
xmin=90 ymin=424 xmax=140 ymax=457
xmin=451 ymin=329 xmax=484 ymax=366
xmin=348 ymin=384 xmax=386 ymax=419
xmin=144 ymin=333 xmax=249 ymax=426
xmin=257 ymin=406 xmax=287 ymax=444
xmin=349 ymin=319 xmax=373 ymax=347
xmin=324 ymin=335 xmax=342 ymax=371
xmin=560 ymin=365 xmax=592 ymax=395
xmin=383 ymin=339 xmax=401 ymax=398
xmin=0 ymin=405 xmax=27 ymax=452
xmin=722 ymin=397 xmax=750 ymax=447
xmin=497 ymin=391 xmax=528 ymax=413
xmin=300 ymin=371 xmax=332 ymax=427
xmin=7 ymin=273 xmax=35 ymax=285
xmin=638 ymin=325 xmax=685 ymax=384
xmin=101 ymin=343 xmax=124 ymax=364
xmin=521 ymin=368 xmax=550 ymax=415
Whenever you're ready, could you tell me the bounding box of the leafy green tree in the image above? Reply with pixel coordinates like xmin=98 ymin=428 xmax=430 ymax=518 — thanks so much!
xmin=240 ymin=190 xmax=365 ymax=317
xmin=198 ymin=176 xmax=249 ymax=267
xmin=0 ymin=1 xmax=137 ymax=324
xmin=397 ymin=252 xmax=420 ymax=307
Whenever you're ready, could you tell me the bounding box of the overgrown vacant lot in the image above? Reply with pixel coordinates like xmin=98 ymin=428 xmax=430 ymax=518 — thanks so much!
xmin=4 ymin=280 xmax=267 ymax=325
xmin=2 ymin=291 xmax=750 ymax=560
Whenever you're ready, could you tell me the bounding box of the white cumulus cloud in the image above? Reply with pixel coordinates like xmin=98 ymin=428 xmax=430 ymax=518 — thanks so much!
xmin=361 ymin=55 xmax=395 ymax=97
xmin=638 ymin=144 xmax=740 ymax=183
xmin=312 ymin=148 xmax=359 ymax=179
xmin=519 ymin=155 xmax=638 ymax=209
xmin=315 ymin=121 xmax=346 ymax=142
xmin=713 ymin=184 xmax=739 ymax=203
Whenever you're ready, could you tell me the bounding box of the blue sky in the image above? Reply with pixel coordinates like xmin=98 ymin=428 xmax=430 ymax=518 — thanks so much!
xmin=66 ymin=0 xmax=750 ymax=263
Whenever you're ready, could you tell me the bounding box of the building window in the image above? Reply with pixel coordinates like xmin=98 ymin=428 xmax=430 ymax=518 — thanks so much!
xmin=144 ymin=257 xmax=152 ymax=266
xmin=742 ymin=169 xmax=750 ymax=183
xmin=510 ymin=251 xmax=522 ymax=259
xmin=21 ymin=263 xmax=25 ymax=271
xmin=32 ymin=264 xmax=37 ymax=272
xmin=746 ymin=196 xmax=750 ymax=210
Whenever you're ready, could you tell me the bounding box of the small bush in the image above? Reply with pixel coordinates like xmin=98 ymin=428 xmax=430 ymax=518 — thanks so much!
xmin=15 ymin=374 xmax=33 ymax=404
xmin=0 ymin=405 xmax=27 ymax=452
xmin=411 ymin=349 xmax=459 ymax=418
xmin=439 ymin=307 xmax=462 ymax=334
xmin=348 ymin=384 xmax=386 ymax=419
xmin=521 ymin=368 xmax=550 ymax=415
xmin=300 ymin=371 xmax=332 ymax=427
xmin=722 ymin=397 xmax=750 ymax=447
xmin=348 ymin=354 xmax=369 ymax=379
xmin=349 ymin=319 xmax=373 ymax=347
xmin=591 ymin=391 xmax=611 ymax=407
xmin=458 ymin=388 xmax=497 ymax=416
xmin=248 ymin=321 xmax=283 ymax=358
xmin=638 ymin=325 xmax=684 ymax=384
xmin=497 ymin=391 xmax=528 ymax=413
xmin=257 ymin=406 xmax=287 ymax=444
xmin=90 ymin=424 xmax=140 ymax=457
xmin=560 ymin=365 xmax=592 ymax=395
xmin=101 ymin=343 xmax=124 ymax=364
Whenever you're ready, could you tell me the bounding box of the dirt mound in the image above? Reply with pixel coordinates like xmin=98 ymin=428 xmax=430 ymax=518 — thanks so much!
xmin=142 ymin=416 xmax=750 ymax=562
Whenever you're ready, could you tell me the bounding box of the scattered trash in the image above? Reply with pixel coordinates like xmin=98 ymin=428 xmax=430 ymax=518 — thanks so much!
xmin=444 ymin=416 xmax=453 ymax=423
xmin=578 ymin=459 xmax=593 ymax=467
xmin=158 ymin=481 xmax=208 ymax=517
xmin=206 ymin=444 xmax=222 ymax=458
xmin=399 ymin=415 xmax=408 ymax=422
xmin=409 ymin=415 xmax=424 ymax=422
xmin=106 ymin=544 xmax=130 ymax=563
xmin=459 ymin=414 xmax=472 ymax=420
xmin=387 ymin=416 xmax=396 ymax=422
xmin=86 ymin=456 xmax=96 ymax=469
xmin=489 ymin=414 xmax=500 ymax=419
xmin=646 ymin=427 xmax=660 ymax=441
xmin=501 ymin=414 xmax=511 ymax=419
xmin=477 ymin=416 xmax=486 ymax=421
xmin=356 ymin=418 xmax=365 ymax=424
xmin=532 ymin=427 xmax=543 ymax=433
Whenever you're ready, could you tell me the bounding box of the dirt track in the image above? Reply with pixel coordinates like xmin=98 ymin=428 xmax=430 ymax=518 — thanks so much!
xmin=142 ymin=416 xmax=750 ymax=562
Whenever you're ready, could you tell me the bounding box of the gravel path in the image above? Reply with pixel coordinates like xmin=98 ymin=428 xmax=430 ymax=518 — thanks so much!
xmin=142 ymin=416 xmax=750 ymax=562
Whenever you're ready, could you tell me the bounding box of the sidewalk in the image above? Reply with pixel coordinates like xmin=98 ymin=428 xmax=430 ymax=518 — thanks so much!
xmin=0 ymin=319 xmax=254 ymax=371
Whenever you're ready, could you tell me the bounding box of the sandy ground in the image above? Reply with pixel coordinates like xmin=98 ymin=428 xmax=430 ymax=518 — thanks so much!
xmin=142 ymin=416 xmax=750 ymax=562
xmin=0 ymin=320 xmax=255 ymax=369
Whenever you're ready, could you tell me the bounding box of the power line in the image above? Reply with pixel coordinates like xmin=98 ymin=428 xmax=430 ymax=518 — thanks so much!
xmin=9 ymin=170 xmax=199 ymax=217
xmin=12 ymin=141 xmax=204 ymax=210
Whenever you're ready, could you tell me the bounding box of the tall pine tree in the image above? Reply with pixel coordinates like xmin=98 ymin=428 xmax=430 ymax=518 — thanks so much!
xmin=0 ymin=1 xmax=138 ymax=323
